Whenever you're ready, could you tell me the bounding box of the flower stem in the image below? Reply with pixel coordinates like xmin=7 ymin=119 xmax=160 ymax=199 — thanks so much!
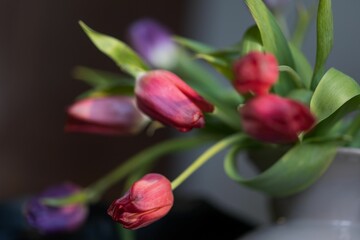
xmin=85 ymin=135 xmax=216 ymax=202
xmin=117 ymin=225 xmax=135 ymax=240
xmin=43 ymin=135 xmax=216 ymax=206
xmin=279 ymin=65 xmax=304 ymax=88
xmin=171 ymin=133 xmax=246 ymax=190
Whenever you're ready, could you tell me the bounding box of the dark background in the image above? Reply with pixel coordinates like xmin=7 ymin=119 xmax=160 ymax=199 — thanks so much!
xmin=0 ymin=3 xmax=257 ymax=238
xmin=0 ymin=0 xmax=186 ymax=200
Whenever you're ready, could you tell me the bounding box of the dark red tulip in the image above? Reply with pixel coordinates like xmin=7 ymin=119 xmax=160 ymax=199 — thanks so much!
xmin=135 ymin=70 xmax=214 ymax=132
xmin=240 ymin=94 xmax=315 ymax=143
xmin=233 ymin=51 xmax=279 ymax=96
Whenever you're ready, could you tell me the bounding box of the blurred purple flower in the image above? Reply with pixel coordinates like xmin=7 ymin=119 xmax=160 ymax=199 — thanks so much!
xmin=264 ymin=0 xmax=290 ymax=12
xmin=128 ymin=18 xmax=178 ymax=69
xmin=24 ymin=183 xmax=88 ymax=234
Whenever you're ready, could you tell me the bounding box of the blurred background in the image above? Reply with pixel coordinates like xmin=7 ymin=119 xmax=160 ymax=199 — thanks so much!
xmin=0 ymin=0 xmax=359 ymax=237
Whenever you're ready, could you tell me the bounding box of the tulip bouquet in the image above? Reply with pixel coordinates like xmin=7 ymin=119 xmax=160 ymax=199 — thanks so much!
xmin=24 ymin=0 xmax=360 ymax=236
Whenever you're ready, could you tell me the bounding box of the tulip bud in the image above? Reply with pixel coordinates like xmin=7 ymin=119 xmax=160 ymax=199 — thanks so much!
xmin=135 ymin=70 xmax=214 ymax=132
xmin=66 ymin=96 xmax=148 ymax=135
xmin=24 ymin=183 xmax=88 ymax=234
xmin=107 ymin=173 xmax=174 ymax=230
xmin=240 ymin=94 xmax=315 ymax=143
xmin=128 ymin=18 xmax=178 ymax=69
xmin=233 ymin=51 xmax=279 ymax=96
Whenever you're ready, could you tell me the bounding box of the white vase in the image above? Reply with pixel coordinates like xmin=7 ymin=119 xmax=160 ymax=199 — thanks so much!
xmin=239 ymin=147 xmax=360 ymax=240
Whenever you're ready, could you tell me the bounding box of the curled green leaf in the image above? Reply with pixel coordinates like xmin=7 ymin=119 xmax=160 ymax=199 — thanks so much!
xmin=307 ymin=68 xmax=360 ymax=138
xmin=224 ymin=141 xmax=339 ymax=197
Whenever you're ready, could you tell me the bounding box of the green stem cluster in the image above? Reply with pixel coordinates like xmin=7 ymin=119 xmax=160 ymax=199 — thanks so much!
xmin=44 ymin=135 xmax=216 ymax=206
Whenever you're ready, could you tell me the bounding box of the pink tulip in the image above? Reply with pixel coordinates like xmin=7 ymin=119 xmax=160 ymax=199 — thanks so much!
xmin=66 ymin=96 xmax=147 ymax=135
xmin=107 ymin=173 xmax=174 ymax=230
xmin=240 ymin=94 xmax=315 ymax=143
xmin=233 ymin=51 xmax=279 ymax=96
xmin=135 ymin=70 xmax=214 ymax=132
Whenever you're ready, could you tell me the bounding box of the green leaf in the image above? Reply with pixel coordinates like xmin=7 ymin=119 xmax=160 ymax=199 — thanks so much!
xmin=73 ymin=66 xmax=134 ymax=88
xmin=43 ymin=191 xmax=88 ymax=206
xmin=173 ymin=36 xmax=215 ymax=53
xmin=307 ymin=68 xmax=360 ymax=137
xmin=174 ymin=36 xmax=238 ymax=79
xmin=308 ymin=95 xmax=360 ymax=138
xmin=196 ymin=53 xmax=234 ymax=79
xmin=175 ymin=51 xmax=243 ymax=130
xmin=289 ymin=43 xmax=313 ymax=89
xmin=244 ymin=0 xmax=296 ymax=95
xmin=286 ymin=89 xmax=313 ymax=105
xmin=224 ymin=141 xmax=338 ymax=197
xmin=291 ymin=3 xmax=316 ymax=49
xmin=310 ymin=68 xmax=360 ymax=122
xmin=76 ymin=85 xmax=134 ymax=99
xmin=239 ymin=25 xmax=264 ymax=56
xmin=79 ymin=21 xmax=149 ymax=77
xmin=311 ymin=0 xmax=334 ymax=89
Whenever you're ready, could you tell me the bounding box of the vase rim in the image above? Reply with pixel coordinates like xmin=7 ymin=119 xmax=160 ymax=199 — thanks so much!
xmin=337 ymin=147 xmax=360 ymax=155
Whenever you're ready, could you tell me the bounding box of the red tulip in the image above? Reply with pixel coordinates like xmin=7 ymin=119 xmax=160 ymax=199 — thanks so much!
xmin=107 ymin=173 xmax=174 ymax=230
xmin=240 ymin=94 xmax=315 ymax=143
xmin=135 ymin=70 xmax=214 ymax=132
xmin=66 ymin=96 xmax=148 ymax=135
xmin=233 ymin=51 xmax=279 ymax=96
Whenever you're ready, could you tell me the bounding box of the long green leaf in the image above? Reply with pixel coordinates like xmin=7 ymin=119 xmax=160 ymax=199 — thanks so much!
xmin=244 ymin=0 xmax=296 ymax=95
xmin=311 ymin=0 xmax=333 ymax=89
xmin=174 ymin=36 xmax=238 ymax=80
xmin=291 ymin=3 xmax=316 ymax=49
xmin=196 ymin=53 xmax=234 ymax=79
xmin=76 ymin=85 xmax=134 ymax=99
xmin=73 ymin=66 xmax=134 ymax=88
xmin=173 ymin=36 xmax=215 ymax=53
xmin=224 ymin=142 xmax=338 ymax=197
xmin=239 ymin=25 xmax=264 ymax=56
xmin=79 ymin=21 xmax=149 ymax=77
xmin=289 ymin=44 xmax=313 ymax=89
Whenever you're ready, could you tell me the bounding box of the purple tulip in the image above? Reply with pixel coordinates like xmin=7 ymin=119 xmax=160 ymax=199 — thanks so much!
xmin=128 ymin=18 xmax=178 ymax=69
xmin=24 ymin=183 xmax=88 ymax=234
